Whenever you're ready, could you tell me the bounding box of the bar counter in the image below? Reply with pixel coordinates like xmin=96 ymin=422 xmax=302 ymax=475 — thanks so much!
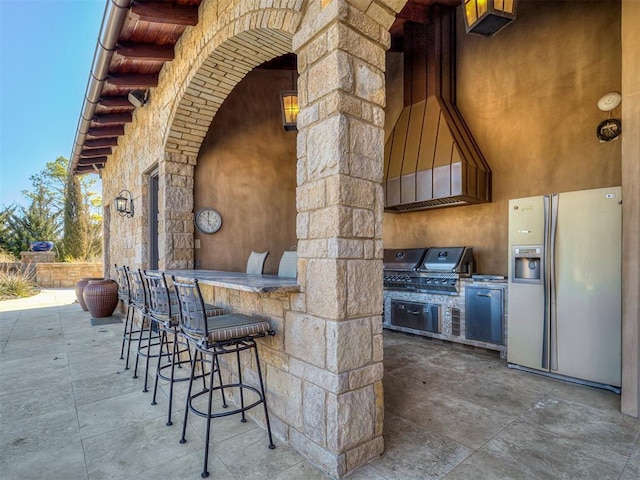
xmin=162 ymin=269 xmax=299 ymax=294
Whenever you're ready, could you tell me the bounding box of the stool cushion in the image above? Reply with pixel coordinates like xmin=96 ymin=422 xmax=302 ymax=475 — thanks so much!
xmin=205 ymin=314 xmax=272 ymax=342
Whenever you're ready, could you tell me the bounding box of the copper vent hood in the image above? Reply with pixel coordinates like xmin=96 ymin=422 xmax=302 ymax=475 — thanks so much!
xmin=384 ymin=7 xmax=491 ymax=212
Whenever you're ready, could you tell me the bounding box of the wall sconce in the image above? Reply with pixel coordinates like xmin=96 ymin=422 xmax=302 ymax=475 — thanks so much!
xmin=128 ymin=89 xmax=148 ymax=108
xmin=596 ymin=91 xmax=622 ymax=142
xmin=114 ymin=190 xmax=134 ymax=218
xmin=463 ymin=0 xmax=517 ymax=36
xmin=280 ymin=90 xmax=299 ymax=131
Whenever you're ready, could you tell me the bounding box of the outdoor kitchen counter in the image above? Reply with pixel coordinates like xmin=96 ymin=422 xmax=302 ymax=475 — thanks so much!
xmin=164 ymin=269 xmax=299 ymax=294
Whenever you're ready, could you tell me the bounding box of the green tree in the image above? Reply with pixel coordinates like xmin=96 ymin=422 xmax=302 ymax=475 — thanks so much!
xmin=61 ymin=171 xmax=102 ymax=261
xmin=6 ymin=184 xmax=62 ymax=255
xmin=1 ymin=156 xmax=102 ymax=260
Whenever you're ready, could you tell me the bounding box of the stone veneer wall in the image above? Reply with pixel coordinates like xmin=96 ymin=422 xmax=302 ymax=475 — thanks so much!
xmin=35 ymin=263 xmax=103 ymax=288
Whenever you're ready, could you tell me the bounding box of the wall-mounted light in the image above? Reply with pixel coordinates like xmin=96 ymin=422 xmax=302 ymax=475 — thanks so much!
xmin=462 ymin=0 xmax=517 ymax=37
xmin=128 ymin=89 xmax=148 ymax=108
xmin=280 ymin=91 xmax=299 ymax=131
xmin=114 ymin=190 xmax=134 ymax=218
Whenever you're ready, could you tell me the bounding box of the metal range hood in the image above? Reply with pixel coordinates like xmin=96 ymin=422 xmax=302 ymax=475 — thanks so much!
xmin=384 ymin=8 xmax=491 ymax=212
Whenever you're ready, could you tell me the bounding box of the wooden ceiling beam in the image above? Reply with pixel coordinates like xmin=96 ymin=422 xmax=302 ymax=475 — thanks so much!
xmin=116 ymin=42 xmax=175 ymax=61
xmin=106 ymin=73 xmax=158 ymax=88
xmin=98 ymin=96 xmax=134 ymax=107
xmin=131 ymin=1 xmax=199 ymax=26
xmin=78 ymin=156 xmax=108 ymax=165
xmin=84 ymin=137 xmax=119 ymax=148
xmin=93 ymin=113 xmax=133 ymax=124
xmin=80 ymin=148 xmax=112 ymax=157
xmin=87 ymin=126 xmax=125 ymax=138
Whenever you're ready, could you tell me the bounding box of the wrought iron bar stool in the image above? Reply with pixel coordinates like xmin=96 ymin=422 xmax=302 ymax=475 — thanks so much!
xmin=142 ymin=270 xmax=225 ymax=426
xmin=128 ymin=268 xmax=162 ymax=392
xmin=115 ymin=264 xmax=138 ymax=370
xmin=172 ymin=277 xmax=276 ymax=478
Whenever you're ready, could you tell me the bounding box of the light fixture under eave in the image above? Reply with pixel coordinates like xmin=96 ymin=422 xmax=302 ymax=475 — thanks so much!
xmin=280 ymin=90 xmax=299 ymax=131
xmin=463 ymin=0 xmax=517 ymax=37
xmin=114 ymin=190 xmax=134 ymax=218
xmin=128 ymin=89 xmax=148 ymax=108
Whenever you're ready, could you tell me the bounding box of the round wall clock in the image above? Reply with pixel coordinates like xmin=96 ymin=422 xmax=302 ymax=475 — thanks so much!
xmin=194 ymin=208 xmax=222 ymax=234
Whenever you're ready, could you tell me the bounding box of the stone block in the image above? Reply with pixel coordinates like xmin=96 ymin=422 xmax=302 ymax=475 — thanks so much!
xmin=307 ymin=50 xmax=354 ymax=103
xmin=326 ymin=317 xmax=372 ymax=372
xmin=347 ymin=260 xmax=383 ymax=317
xmin=259 ymin=344 xmax=290 ymax=372
xmin=290 ymin=357 xmax=349 ymax=394
xmin=354 ymin=60 xmax=386 ymax=107
xmin=325 ymin=174 xmax=377 ymax=209
xmin=290 ymin=428 xmax=344 ymax=478
xmin=349 ymin=153 xmax=384 ymax=184
xmin=285 ymin=311 xmax=326 ymax=368
xmin=305 ymin=259 xmax=346 ymax=320
xmin=327 ymin=23 xmax=385 ymax=70
xmin=352 ymin=208 xmax=375 ymax=238
xmin=297 ymin=239 xmax=327 ymax=258
xmin=350 ymin=117 xmax=384 ymax=163
xmin=266 ymin=364 xmax=303 ymax=430
xmin=327 ymin=385 xmax=375 ymax=451
xmin=297 ymin=179 xmax=326 ymax=211
xmin=374 ymin=380 xmax=384 ymax=436
xmin=296 ymin=212 xmax=309 ymax=239
xmin=348 ymin=362 xmax=383 ymax=390
xmin=346 ymin=5 xmax=382 ymax=43
xmin=290 ymin=292 xmax=306 ymax=312
xmin=309 ymin=206 xmax=352 ymax=238
xmin=263 ymin=297 xmax=284 ymax=318
xmin=305 ymin=114 xmax=349 ymax=181
xmin=345 ymin=435 xmax=384 ymax=473
xmin=327 ymin=238 xmax=364 ymax=259
xmin=303 ymin=381 xmax=327 ymax=445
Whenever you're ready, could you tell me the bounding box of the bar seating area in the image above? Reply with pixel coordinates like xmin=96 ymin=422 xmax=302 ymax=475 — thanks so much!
xmin=111 ymin=265 xmax=284 ymax=478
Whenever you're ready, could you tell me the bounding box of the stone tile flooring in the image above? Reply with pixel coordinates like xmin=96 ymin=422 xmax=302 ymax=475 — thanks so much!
xmin=1 ymin=289 xmax=638 ymax=479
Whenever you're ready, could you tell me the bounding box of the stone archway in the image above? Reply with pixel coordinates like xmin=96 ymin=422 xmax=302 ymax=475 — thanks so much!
xmin=157 ymin=3 xmax=303 ymax=269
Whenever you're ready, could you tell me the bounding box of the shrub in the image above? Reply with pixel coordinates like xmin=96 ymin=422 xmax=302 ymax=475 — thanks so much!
xmin=0 ymin=269 xmax=39 ymax=300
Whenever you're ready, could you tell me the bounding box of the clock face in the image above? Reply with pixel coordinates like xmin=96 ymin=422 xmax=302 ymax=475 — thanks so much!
xmin=195 ymin=208 xmax=222 ymax=234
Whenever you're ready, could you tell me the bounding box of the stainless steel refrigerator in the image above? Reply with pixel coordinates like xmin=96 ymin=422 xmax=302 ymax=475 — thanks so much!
xmin=507 ymin=186 xmax=622 ymax=390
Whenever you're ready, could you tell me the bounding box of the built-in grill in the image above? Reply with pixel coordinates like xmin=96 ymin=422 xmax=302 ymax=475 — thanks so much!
xmin=383 ymin=248 xmax=428 ymax=290
xmin=383 ymin=246 xmax=475 ymax=295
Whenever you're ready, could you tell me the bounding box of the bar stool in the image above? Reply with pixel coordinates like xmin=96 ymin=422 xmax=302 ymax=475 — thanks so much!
xmin=142 ymin=270 xmax=225 ymax=426
xmin=172 ymin=277 xmax=275 ymax=478
xmin=128 ymin=268 xmax=162 ymax=392
xmin=115 ymin=264 xmax=138 ymax=370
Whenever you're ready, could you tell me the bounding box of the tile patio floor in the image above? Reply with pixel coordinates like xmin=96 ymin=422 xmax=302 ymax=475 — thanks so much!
xmin=1 ymin=288 xmax=638 ymax=479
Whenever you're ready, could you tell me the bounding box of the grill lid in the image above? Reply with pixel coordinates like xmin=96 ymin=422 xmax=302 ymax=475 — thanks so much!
xmin=420 ymin=247 xmax=474 ymax=275
xmin=383 ymin=248 xmax=427 ymax=271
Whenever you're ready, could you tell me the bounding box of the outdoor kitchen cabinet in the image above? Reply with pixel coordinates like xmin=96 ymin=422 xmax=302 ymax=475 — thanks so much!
xmin=465 ymin=286 xmax=504 ymax=345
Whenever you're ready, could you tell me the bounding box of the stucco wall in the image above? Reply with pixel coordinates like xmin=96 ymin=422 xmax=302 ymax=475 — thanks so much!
xmin=194 ymin=68 xmax=298 ymax=275
xmin=383 ymin=0 xmax=622 ymax=275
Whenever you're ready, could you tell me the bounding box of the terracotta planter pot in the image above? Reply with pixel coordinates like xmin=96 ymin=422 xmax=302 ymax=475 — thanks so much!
xmin=75 ymin=277 xmax=104 ymax=311
xmin=83 ymin=279 xmax=119 ymax=318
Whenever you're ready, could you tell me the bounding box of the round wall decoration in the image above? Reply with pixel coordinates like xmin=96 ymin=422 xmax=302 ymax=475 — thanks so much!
xmin=194 ymin=208 xmax=222 ymax=234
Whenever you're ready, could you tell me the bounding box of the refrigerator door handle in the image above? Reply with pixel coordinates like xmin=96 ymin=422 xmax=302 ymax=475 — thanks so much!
xmin=549 ymin=193 xmax=559 ymax=371
xmin=542 ymin=195 xmax=551 ymax=370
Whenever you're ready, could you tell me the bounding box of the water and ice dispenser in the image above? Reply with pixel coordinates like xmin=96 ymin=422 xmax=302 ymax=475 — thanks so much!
xmin=512 ymin=245 xmax=543 ymax=284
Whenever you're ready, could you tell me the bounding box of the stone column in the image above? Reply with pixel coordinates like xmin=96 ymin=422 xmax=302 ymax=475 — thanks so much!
xmin=291 ymin=0 xmax=394 ymax=476
xmin=621 ymin=0 xmax=640 ymax=418
xmin=159 ymin=152 xmax=196 ymax=270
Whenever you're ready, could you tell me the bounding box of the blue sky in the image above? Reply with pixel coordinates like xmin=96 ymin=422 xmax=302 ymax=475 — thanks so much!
xmin=0 ymin=0 xmax=105 ymax=208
